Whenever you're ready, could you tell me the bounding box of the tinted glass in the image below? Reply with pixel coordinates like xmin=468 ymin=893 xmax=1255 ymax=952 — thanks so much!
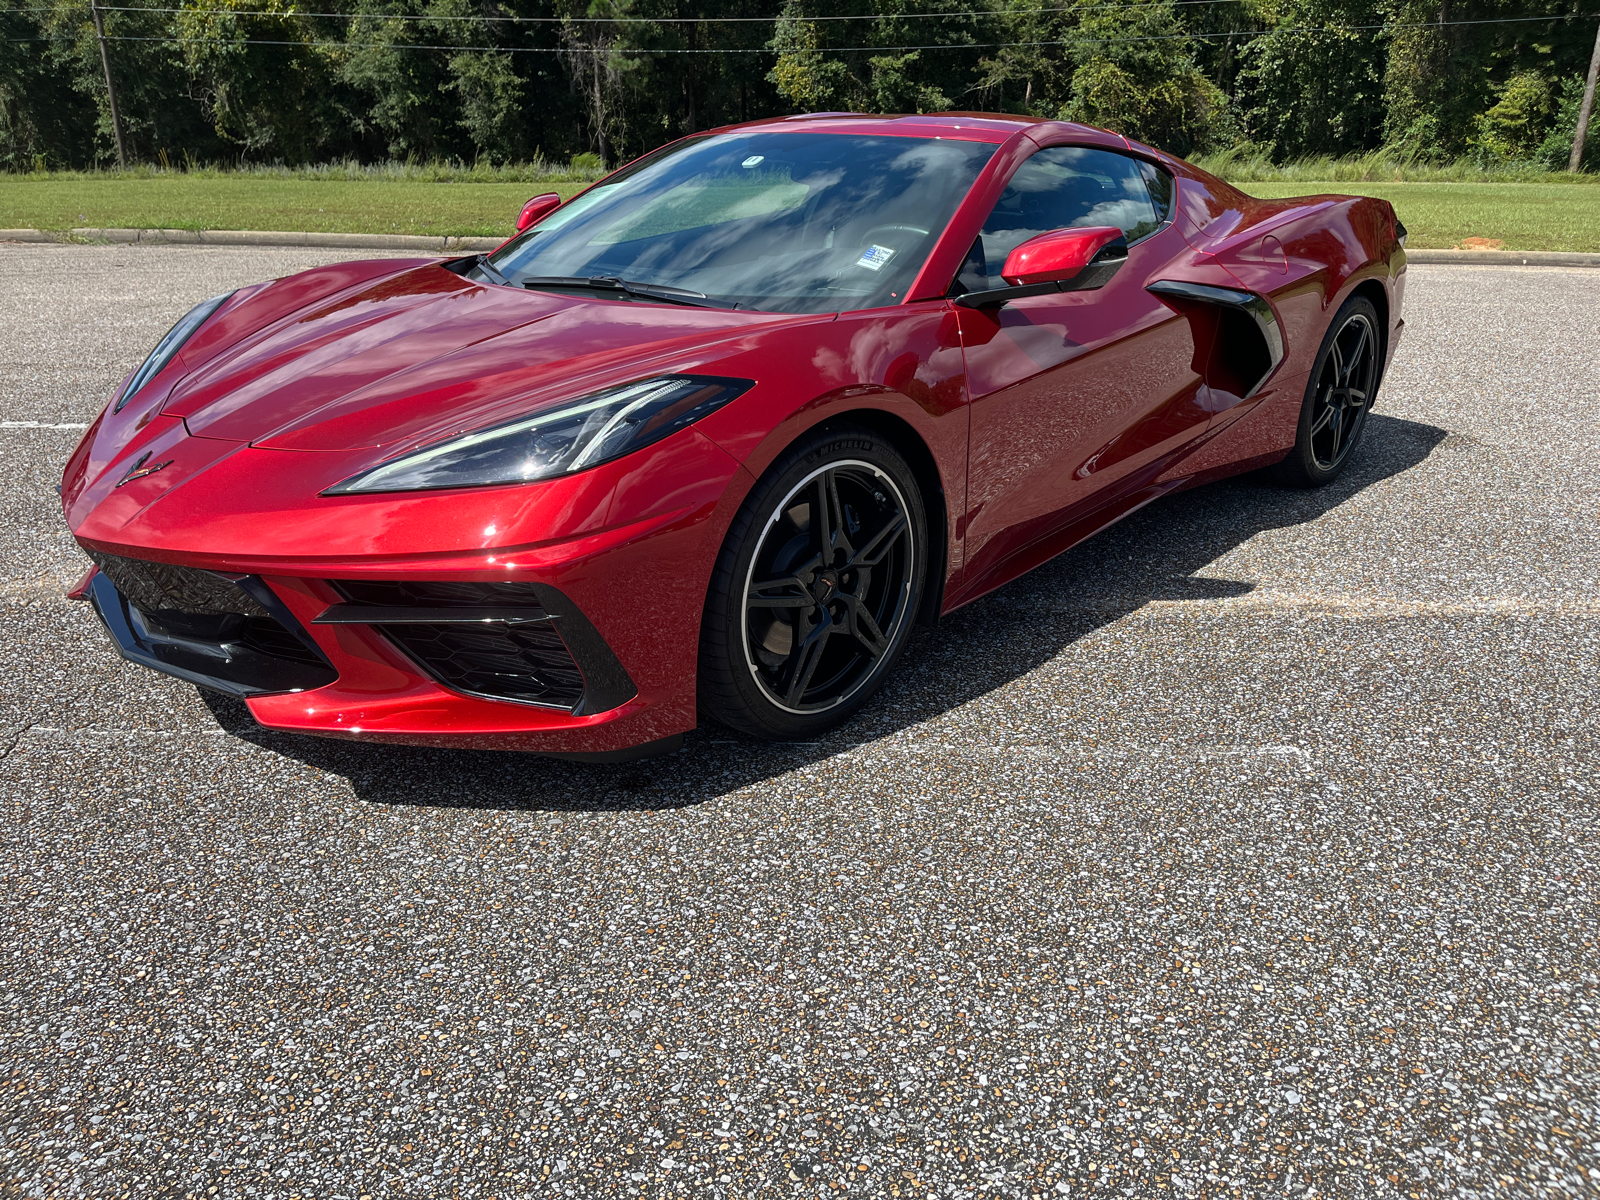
xmin=1138 ymin=159 xmax=1174 ymax=225
xmin=490 ymin=132 xmax=997 ymax=314
xmin=958 ymin=147 xmax=1166 ymax=292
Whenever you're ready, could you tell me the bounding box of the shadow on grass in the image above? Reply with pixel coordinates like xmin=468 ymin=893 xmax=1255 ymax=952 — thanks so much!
xmin=201 ymin=414 xmax=1447 ymax=813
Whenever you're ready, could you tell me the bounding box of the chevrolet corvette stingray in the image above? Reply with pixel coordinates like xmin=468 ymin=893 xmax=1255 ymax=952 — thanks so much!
xmin=62 ymin=112 xmax=1406 ymax=760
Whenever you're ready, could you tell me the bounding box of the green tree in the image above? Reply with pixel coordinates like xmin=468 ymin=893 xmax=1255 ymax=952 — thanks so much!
xmin=767 ymin=0 xmax=996 ymax=115
xmin=1383 ymin=0 xmax=1600 ymax=159
xmin=1065 ymin=0 xmax=1233 ymax=154
xmin=1237 ymin=0 xmax=1387 ymax=159
xmin=974 ymin=0 xmax=1080 ymax=114
xmin=339 ymin=2 xmax=459 ymax=159
xmin=35 ymin=0 xmax=220 ymax=164
xmin=1538 ymin=71 xmax=1600 ymax=168
xmin=177 ymin=0 xmax=346 ymax=163
xmin=1472 ymin=69 xmax=1555 ymax=158
xmin=0 ymin=0 xmax=98 ymax=168
xmin=976 ymin=0 xmax=1233 ymax=154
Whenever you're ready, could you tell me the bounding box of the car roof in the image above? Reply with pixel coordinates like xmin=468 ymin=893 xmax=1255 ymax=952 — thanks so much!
xmin=705 ymin=111 xmax=1118 ymax=146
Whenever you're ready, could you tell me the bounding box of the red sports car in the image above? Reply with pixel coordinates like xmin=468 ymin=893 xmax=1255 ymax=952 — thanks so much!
xmin=62 ymin=112 xmax=1405 ymax=760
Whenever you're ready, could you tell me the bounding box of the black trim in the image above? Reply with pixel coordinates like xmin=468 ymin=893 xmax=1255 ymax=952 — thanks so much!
xmin=368 ymin=620 xmax=585 ymax=710
xmin=525 ymin=583 xmax=639 ymax=717
xmin=86 ymin=570 xmax=337 ymax=697
xmin=1146 ymin=280 xmax=1284 ymax=369
xmin=953 ymin=237 xmax=1129 ymax=308
xmin=1146 ymin=279 xmax=1285 ymax=398
xmin=314 ymin=604 xmax=553 ymax=626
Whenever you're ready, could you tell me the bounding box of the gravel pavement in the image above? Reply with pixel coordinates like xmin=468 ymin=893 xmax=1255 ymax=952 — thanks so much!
xmin=1 ymin=245 xmax=1597 ymax=1199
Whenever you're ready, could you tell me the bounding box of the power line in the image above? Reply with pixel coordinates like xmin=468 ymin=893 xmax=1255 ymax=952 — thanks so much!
xmin=17 ymin=12 xmax=1586 ymax=55
xmin=14 ymin=0 xmax=1263 ymax=22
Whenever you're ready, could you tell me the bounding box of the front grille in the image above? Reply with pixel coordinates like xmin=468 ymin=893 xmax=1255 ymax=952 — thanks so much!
xmin=330 ymin=579 xmax=585 ymax=710
xmin=88 ymin=550 xmax=270 ymax=617
xmin=134 ymin=606 xmax=327 ymax=668
xmin=384 ymin=622 xmax=585 ymax=709
xmin=86 ymin=551 xmax=336 ymax=695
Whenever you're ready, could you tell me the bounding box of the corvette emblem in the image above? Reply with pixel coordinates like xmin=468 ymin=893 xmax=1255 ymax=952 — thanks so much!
xmin=114 ymin=450 xmax=174 ymax=488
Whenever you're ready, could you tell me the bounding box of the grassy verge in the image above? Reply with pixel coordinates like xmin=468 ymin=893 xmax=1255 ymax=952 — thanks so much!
xmin=1231 ymin=181 xmax=1600 ymax=252
xmin=0 ymin=176 xmax=592 ymax=238
xmin=1190 ymin=149 xmax=1595 ymax=184
xmin=1 ymin=161 xmax=1598 ymax=250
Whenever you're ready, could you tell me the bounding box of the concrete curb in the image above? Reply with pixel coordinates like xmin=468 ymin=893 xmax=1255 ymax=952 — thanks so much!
xmin=1405 ymin=248 xmax=1600 ymax=267
xmin=3 ymin=229 xmax=1598 ymax=265
xmin=0 ymin=227 xmax=504 ymax=252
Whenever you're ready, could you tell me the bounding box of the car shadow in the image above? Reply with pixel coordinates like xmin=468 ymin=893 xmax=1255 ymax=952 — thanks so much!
xmin=200 ymin=414 xmax=1447 ymax=812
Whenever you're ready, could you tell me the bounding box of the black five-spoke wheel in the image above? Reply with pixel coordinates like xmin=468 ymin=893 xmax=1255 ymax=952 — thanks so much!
xmin=1275 ymin=295 xmax=1384 ymax=487
xmin=700 ymin=428 xmax=926 ymax=739
xmin=1308 ymin=308 xmax=1377 ymax=470
xmin=743 ymin=461 xmax=914 ymax=712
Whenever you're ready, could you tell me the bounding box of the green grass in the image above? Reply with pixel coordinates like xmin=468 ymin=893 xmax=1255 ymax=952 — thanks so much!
xmin=2 ymin=157 xmax=1598 ymax=250
xmin=1230 ymin=181 xmax=1600 ymax=252
xmin=1190 ymin=148 xmax=1596 ymax=184
xmin=0 ymin=176 xmax=593 ymax=238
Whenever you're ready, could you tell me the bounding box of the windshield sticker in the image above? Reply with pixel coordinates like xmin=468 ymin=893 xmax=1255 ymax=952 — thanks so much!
xmin=856 ymin=244 xmax=896 ymax=271
xmin=741 ymin=155 xmax=765 ymax=168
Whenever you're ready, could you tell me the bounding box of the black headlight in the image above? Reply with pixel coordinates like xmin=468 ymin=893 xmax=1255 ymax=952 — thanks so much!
xmin=324 ymin=375 xmax=754 ymax=495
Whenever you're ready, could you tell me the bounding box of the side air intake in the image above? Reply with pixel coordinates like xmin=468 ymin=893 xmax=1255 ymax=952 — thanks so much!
xmin=1146 ymin=280 xmax=1285 ymax=400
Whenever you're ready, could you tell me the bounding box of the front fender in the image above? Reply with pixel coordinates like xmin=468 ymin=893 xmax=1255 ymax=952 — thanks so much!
xmin=692 ymin=300 xmax=969 ymax=582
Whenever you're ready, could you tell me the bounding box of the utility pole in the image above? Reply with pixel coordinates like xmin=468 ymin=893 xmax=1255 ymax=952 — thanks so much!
xmin=1573 ymin=19 xmax=1600 ymax=173
xmin=89 ymin=0 xmax=127 ymax=168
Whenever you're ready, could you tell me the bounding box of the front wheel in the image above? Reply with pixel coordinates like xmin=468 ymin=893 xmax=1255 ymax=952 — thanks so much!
xmin=1272 ymin=295 xmax=1383 ymax=487
xmin=698 ymin=426 xmax=927 ymax=740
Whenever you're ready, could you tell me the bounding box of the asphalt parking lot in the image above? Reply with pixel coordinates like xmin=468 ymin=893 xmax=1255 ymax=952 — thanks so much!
xmin=2 ymin=245 xmax=1596 ymax=1199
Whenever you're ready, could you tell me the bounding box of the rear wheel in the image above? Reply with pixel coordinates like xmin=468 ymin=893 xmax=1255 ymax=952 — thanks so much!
xmin=1273 ymin=295 xmax=1382 ymax=487
xmin=699 ymin=426 xmax=926 ymax=740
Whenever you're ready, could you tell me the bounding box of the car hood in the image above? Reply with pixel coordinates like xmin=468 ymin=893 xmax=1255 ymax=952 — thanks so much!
xmin=162 ymin=261 xmax=817 ymax=453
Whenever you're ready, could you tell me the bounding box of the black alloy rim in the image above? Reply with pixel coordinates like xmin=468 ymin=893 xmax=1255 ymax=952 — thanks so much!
xmin=1309 ymin=311 xmax=1378 ymax=470
xmin=742 ymin=461 xmax=915 ymax=714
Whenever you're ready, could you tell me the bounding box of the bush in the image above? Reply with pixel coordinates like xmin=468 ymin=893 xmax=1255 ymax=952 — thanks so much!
xmin=1537 ymin=75 xmax=1600 ymax=172
xmin=1473 ymin=72 xmax=1557 ymax=163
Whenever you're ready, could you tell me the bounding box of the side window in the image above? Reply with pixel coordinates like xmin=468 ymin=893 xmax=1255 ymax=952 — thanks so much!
xmin=957 ymin=147 xmax=1172 ymax=292
xmin=1138 ymin=159 xmax=1174 ymax=227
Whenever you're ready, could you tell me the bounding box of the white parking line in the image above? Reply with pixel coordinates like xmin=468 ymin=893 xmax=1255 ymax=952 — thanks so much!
xmin=1 ymin=420 xmax=89 ymax=429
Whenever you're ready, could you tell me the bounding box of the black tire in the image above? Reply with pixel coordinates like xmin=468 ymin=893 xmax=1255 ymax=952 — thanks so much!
xmin=1272 ymin=295 xmax=1383 ymax=487
xmin=698 ymin=425 xmax=927 ymax=740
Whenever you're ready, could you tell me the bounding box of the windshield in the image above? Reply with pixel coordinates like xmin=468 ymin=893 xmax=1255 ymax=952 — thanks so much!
xmin=489 ymin=132 xmax=997 ymax=314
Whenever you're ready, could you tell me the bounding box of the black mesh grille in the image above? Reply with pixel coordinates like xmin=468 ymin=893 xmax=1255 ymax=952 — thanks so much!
xmin=379 ymin=622 xmax=585 ymax=709
xmin=238 ymin=618 xmax=328 ymax=666
xmin=85 ymin=552 xmax=336 ymax=694
xmin=87 ymin=550 xmax=269 ymax=617
xmin=330 ymin=579 xmax=585 ymax=710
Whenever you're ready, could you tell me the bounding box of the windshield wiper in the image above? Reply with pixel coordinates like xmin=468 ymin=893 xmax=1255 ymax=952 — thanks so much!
xmin=519 ymin=275 xmax=731 ymax=309
xmin=469 ymin=255 xmax=514 ymax=288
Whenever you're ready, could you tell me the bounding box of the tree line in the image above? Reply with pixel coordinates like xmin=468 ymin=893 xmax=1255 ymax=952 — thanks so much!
xmin=1 ymin=0 xmax=1596 ymax=172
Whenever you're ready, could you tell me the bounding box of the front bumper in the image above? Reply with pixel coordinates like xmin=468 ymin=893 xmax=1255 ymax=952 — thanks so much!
xmin=85 ymin=564 xmax=337 ymax=697
xmin=78 ymin=552 xmax=688 ymax=757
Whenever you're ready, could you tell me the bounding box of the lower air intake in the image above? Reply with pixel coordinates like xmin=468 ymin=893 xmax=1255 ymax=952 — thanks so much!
xmin=382 ymin=621 xmax=586 ymax=710
xmin=84 ymin=551 xmax=336 ymax=695
xmin=328 ymin=579 xmax=595 ymax=711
